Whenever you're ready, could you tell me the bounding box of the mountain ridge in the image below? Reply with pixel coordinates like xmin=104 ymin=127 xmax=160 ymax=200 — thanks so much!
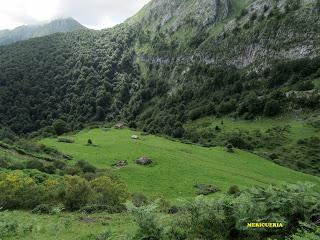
xmin=0 ymin=18 xmax=86 ymax=46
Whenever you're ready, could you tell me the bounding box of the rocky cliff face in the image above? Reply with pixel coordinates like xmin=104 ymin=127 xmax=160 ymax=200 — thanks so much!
xmin=135 ymin=0 xmax=231 ymax=31
xmin=135 ymin=0 xmax=320 ymax=70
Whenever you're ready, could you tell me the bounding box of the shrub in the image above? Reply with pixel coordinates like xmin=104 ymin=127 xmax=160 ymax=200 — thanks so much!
xmin=87 ymin=139 xmax=93 ymax=145
xmin=64 ymin=176 xmax=94 ymax=211
xmin=227 ymin=135 xmax=253 ymax=150
xmin=96 ymin=230 xmax=112 ymax=240
xmin=264 ymin=100 xmax=281 ymax=116
xmin=76 ymin=160 xmax=96 ymax=173
xmin=53 ymin=160 xmax=66 ymax=169
xmin=228 ymin=185 xmax=240 ymax=195
xmin=172 ymin=127 xmax=184 ymax=138
xmin=9 ymin=162 xmax=25 ymax=170
xmin=0 ymin=156 xmax=11 ymax=169
xmin=250 ymin=12 xmax=258 ymax=21
xmin=240 ymin=8 xmax=248 ymax=17
xmin=26 ymin=159 xmax=44 ymax=171
xmin=0 ymin=128 xmax=17 ymax=142
xmin=0 ymin=218 xmax=18 ymax=238
xmin=80 ymin=204 xmax=125 ymax=214
xmin=132 ymin=193 xmax=149 ymax=207
xmin=127 ymin=202 xmax=164 ymax=240
xmin=194 ymin=184 xmax=220 ymax=195
xmin=0 ymin=171 xmax=45 ymax=209
xmin=63 ymin=165 xmax=82 ymax=175
xmin=57 ymin=138 xmax=75 ymax=144
xmin=32 ymin=203 xmax=53 ymax=214
xmin=90 ymin=176 xmax=129 ymax=208
xmin=53 ymin=119 xmax=70 ymax=136
xmin=147 ymin=183 xmax=320 ymax=240
xmin=226 ymin=144 xmax=235 ymax=153
xmin=295 ymin=81 xmax=315 ymax=91
xmin=285 ymin=0 xmax=301 ymax=12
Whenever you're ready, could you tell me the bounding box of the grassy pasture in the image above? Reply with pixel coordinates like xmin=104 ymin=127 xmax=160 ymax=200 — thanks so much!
xmin=40 ymin=128 xmax=320 ymax=199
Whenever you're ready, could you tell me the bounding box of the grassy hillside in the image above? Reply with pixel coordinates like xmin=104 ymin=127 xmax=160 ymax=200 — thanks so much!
xmin=40 ymin=128 xmax=320 ymax=199
xmin=185 ymin=117 xmax=319 ymax=142
xmin=184 ymin=116 xmax=320 ymax=175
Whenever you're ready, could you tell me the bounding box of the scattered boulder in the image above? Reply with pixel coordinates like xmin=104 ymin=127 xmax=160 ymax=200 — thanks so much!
xmin=131 ymin=135 xmax=139 ymax=140
xmin=114 ymin=123 xmax=125 ymax=129
xmin=136 ymin=156 xmax=153 ymax=165
xmin=194 ymin=184 xmax=220 ymax=195
xmin=112 ymin=160 xmax=128 ymax=168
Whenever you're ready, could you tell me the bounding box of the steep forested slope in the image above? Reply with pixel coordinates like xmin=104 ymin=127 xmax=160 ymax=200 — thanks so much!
xmin=0 ymin=25 xmax=138 ymax=133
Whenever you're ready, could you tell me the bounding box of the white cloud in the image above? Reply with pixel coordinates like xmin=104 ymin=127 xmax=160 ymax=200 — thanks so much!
xmin=0 ymin=0 xmax=151 ymax=30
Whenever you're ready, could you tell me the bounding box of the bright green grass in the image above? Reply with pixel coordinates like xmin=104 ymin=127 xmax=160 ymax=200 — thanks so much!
xmin=1 ymin=211 xmax=135 ymax=240
xmin=40 ymin=128 xmax=320 ymax=199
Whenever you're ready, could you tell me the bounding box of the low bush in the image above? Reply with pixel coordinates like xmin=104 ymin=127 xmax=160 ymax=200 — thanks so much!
xmin=127 ymin=202 xmax=164 ymax=240
xmin=128 ymin=183 xmax=320 ymax=240
xmin=57 ymin=138 xmax=75 ymax=144
xmin=76 ymin=160 xmax=96 ymax=173
xmin=132 ymin=193 xmax=149 ymax=207
xmin=194 ymin=184 xmax=220 ymax=195
xmin=0 ymin=170 xmax=130 ymax=212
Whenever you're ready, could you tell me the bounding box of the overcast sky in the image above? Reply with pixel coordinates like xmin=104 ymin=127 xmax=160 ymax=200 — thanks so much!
xmin=0 ymin=0 xmax=151 ymax=30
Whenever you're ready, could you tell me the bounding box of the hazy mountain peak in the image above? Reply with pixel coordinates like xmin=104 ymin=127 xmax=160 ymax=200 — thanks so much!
xmin=0 ymin=18 xmax=85 ymax=46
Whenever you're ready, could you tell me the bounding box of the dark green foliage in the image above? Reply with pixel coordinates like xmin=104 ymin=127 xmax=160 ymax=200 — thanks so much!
xmin=0 ymin=217 xmax=19 ymax=238
xmin=194 ymin=184 xmax=220 ymax=195
xmin=285 ymin=0 xmax=302 ymax=12
xmin=87 ymin=139 xmax=93 ymax=145
xmin=53 ymin=120 xmax=70 ymax=136
xmin=268 ymin=58 xmax=320 ymax=88
xmin=316 ymin=0 xmax=320 ymax=13
xmin=57 ymin=138 xmax=75 ymax=144
xmin=0 ymin=128 xmax=17 ymax=142
xmin=26 ymin=159 xmax=44 ymax=171
xmin=132 ymin=193 xmax=149 ymax=207
xmin=263 ymin=100 xmax=281 ymax=116
xmin=31 ymin=204 xmax=54 ymax=214
xmin=0 ymin=24 xmax=137 ymax=134
xmin=295 ymin=81 xmax=315 ymax=91
xmin=75 ymin=160 xmax=96 ymax=173
xmin=127 ymin=203 xmax=163 ymax=240
xmin=227 ymin=135 xmax=253 ymax=150
xmin=129 ymin=183 xmax=320 ymax=240
xmin=226 ymin=144 xmax=235 ymax=153
xmin=250 ymin=12 xmax=258 ymax=21
xmin=228 ymin=185 xmax=240 ymax=195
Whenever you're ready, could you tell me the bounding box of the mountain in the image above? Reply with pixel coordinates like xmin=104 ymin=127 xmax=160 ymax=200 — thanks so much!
xmin=0 ymin=0 xmax=319 ymax=173
xmin=0 ymin=18 xmax=86 ymax=46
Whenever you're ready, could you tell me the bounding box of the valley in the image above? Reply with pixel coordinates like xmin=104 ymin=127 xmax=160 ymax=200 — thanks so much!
xmin=1 ymin=0 xmax=320 ymax=239
xmin=40 ymin=126 xmax=320 ymax=199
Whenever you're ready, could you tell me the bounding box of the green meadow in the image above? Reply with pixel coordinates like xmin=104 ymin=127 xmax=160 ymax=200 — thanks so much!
xmin=185 ymin=116 xmax=319 ymax=142
xmin=40 ymin=127 xmax=320 ymax=199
